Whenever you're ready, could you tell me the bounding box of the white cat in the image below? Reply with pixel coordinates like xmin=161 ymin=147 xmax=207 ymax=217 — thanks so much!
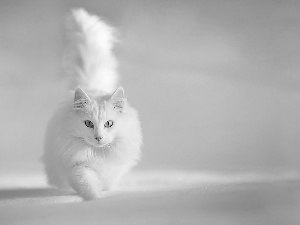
xmin=42 ymin=9 xmax=142 ymax=200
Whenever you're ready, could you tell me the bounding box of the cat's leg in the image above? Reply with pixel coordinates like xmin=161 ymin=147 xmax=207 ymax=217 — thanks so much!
xmin=67 ymin=165 xmax=103 ymax=200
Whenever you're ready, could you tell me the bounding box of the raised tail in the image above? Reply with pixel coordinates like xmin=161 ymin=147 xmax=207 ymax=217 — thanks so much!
xmin=65 ymin=8 xmax=118 ymax=94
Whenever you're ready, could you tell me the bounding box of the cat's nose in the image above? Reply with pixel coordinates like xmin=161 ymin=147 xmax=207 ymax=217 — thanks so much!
xmin=95 ymin=136 xmax=103 ymax=142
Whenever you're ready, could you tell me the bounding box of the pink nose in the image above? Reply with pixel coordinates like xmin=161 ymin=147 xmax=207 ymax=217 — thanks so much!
xmin=95 ymin=136 xmax=103 ymax=142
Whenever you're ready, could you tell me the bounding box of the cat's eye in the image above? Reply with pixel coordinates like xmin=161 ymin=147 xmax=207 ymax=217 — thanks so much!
xmin=104 ymin=120 xmax=114 ymax=128
xmin=84 ymin=120 xmax=94 ymax=129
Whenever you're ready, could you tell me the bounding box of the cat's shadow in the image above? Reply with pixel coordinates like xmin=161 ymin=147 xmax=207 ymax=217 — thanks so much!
xmin=0 ymin=188 xmax=76 ymax=200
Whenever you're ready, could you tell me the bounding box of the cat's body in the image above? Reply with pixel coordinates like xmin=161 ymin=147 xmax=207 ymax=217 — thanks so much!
xmin=43 ymin=9 xmax=142 ymax=200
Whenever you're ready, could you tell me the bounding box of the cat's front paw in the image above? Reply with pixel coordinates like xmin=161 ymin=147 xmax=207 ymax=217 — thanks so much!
xmin=80 ymin=190 xmax=102 ymax=201
xmin=68 ymin=165 xmax=104 ymax=201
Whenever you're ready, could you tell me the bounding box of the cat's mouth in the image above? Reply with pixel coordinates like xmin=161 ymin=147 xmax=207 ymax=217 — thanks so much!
xmin=75 ymin=136 xmax=115 ymax=150
xmin=81 ymin=138 xmax=113 ymax=149
xmin=95 ymin=142 xmax=112 ymax=148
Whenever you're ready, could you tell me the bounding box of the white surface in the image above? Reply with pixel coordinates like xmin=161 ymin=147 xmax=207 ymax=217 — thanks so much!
xmin=0 ymin=170 xmax=300 ymax=225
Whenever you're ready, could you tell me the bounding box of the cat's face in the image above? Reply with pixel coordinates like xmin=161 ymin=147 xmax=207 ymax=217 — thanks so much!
xmin=72 ymin=87 xmax=126 ymax=148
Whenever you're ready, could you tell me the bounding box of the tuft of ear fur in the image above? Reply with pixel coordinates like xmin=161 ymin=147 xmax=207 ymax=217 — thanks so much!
xmin=74 ymin=87 xmax=91 ymax=109
xmin=110 ymin=87 xmax=127 ymax=112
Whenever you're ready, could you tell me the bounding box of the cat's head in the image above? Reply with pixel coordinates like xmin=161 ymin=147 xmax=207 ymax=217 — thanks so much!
xmin=71 ymin=86 xmax=127 ymax=148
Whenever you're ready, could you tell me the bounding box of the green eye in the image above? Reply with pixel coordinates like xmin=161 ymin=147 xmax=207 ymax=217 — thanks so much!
xmin=84 ymin=120 xmax=94 ymax=129
xmin=104 ymin=120 xmax=113 ymax=128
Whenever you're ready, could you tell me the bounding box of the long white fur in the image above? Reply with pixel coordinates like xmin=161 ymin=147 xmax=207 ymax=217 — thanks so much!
xmin=65 ymin=8 xmax=118 ymax=94
xmin=43 ymin=9 xmax=142 ymax=200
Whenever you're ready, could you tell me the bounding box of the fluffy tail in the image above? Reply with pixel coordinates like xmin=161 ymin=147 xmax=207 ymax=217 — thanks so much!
xmin=65 ymin=8 xmax=118 ymax=94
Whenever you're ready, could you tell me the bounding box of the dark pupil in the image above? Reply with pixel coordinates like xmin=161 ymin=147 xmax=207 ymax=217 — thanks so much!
xmin=105 ymin=120 xmax=113 ymax=128
xmin=84 ymin=120 xmax=94 ymax=128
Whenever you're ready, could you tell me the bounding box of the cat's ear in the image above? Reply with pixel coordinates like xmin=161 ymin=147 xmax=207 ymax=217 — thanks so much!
xmin=109 ymin=87 xmax=127 ymax=112
xmin=73 ymin=87 xmax=91 ymax=109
